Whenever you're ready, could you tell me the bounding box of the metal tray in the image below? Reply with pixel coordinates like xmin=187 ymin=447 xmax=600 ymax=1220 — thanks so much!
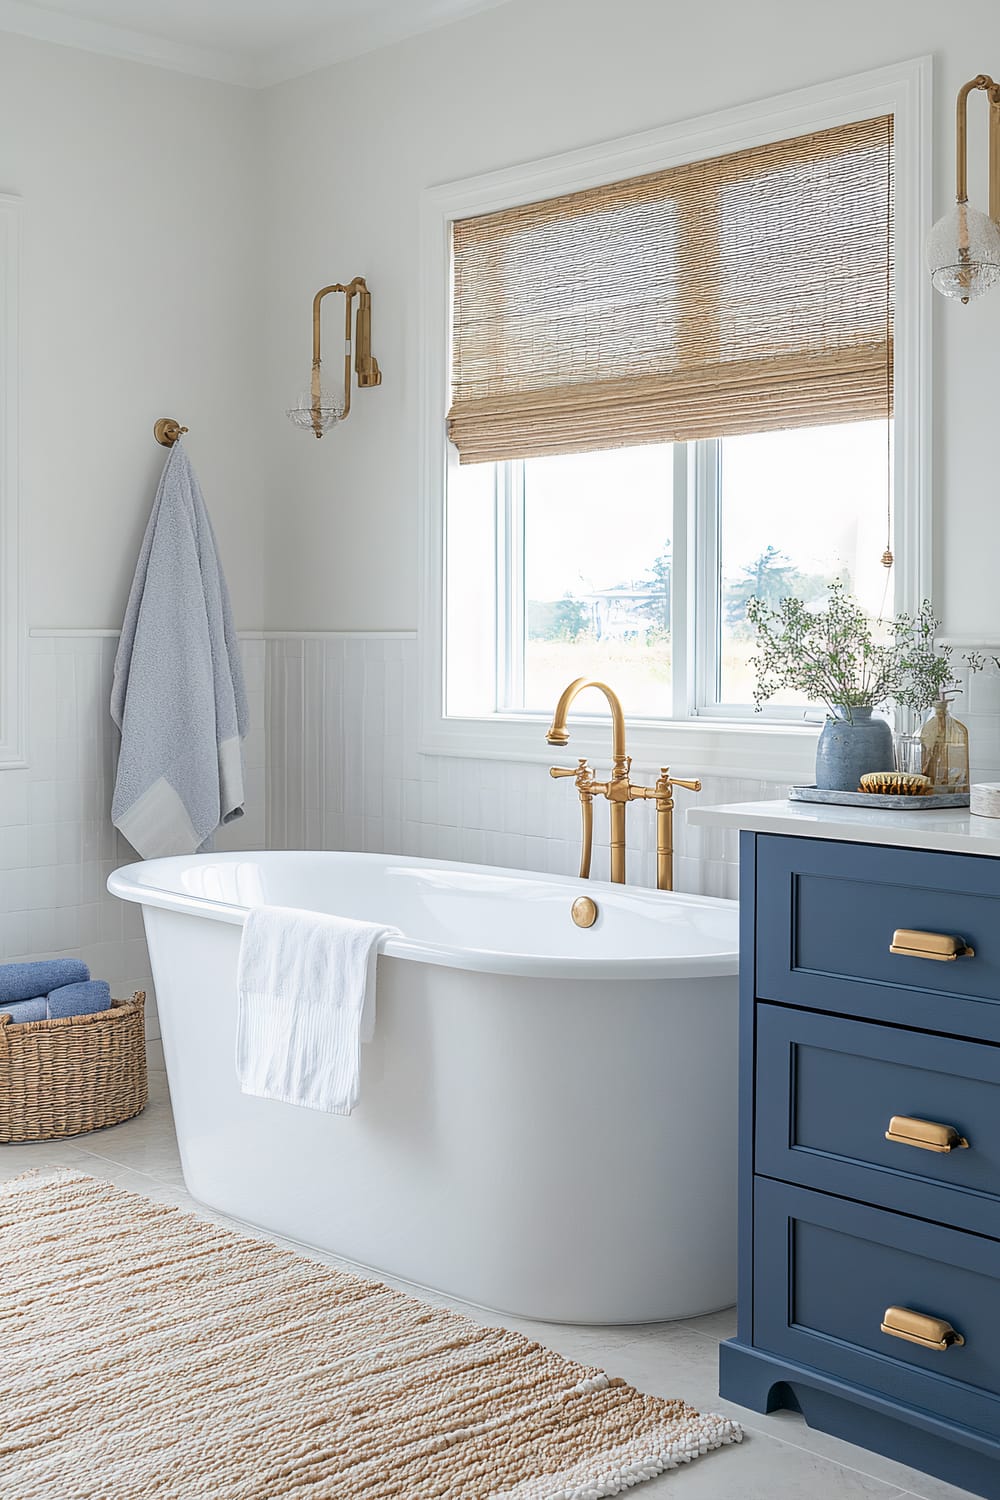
xmin=789 ymin=785 xmax=970 ymax=811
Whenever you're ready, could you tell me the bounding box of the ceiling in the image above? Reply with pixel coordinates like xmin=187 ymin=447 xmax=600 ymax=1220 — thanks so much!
xmin=0 ymin=0 xmax=516 ymax=86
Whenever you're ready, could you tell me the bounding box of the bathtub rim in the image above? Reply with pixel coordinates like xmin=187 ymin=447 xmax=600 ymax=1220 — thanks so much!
xmin=108 ymin=849 xmax=739 ymax=981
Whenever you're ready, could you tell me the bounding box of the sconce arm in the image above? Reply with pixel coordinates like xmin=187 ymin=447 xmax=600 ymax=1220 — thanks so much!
xmin=956 ymin=76 xmax=1000 ymax=220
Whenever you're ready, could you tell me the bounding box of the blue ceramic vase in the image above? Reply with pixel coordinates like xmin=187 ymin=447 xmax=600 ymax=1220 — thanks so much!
xmin=815 ymin=705 xmax=894 ymax=792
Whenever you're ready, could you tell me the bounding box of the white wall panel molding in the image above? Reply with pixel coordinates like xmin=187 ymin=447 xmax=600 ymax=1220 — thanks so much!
xmin=0 ymin=196 xmax=25 ymax=769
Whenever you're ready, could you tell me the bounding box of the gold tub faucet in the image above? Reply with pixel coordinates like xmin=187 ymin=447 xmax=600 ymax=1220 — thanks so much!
xmin=546 ymin=678 xmax=701 ymax=892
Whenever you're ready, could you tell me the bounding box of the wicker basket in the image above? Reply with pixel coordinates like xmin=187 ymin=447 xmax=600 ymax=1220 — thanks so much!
xmin=0 ymin=992 xmax=148 ymax=1144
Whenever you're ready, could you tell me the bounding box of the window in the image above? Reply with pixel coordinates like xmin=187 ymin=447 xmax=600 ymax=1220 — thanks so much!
xmin=446 ymin=419 xmax=890 ymax=724
xmin=421 ymin=62 xmax=929 ymax=775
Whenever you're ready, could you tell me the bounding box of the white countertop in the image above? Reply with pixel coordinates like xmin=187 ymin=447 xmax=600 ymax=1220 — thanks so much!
xmin=688 ymin=798 xmax=1000 ymax=857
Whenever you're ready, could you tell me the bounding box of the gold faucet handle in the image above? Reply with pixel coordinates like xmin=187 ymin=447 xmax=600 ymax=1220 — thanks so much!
xmin=551 ymin=758 xmax=591 ymax=781
xmin=660 ymin=768 xmax=702 ymax=792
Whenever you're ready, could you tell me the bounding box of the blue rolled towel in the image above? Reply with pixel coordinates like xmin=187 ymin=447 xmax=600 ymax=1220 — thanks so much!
xmin=1 ymin=996 xmax=47 ymax=1023
xmin=46 ymin=980 xmax=111 ymax=1020
xmin=0 ymin=960 xmax=89 ymax=1006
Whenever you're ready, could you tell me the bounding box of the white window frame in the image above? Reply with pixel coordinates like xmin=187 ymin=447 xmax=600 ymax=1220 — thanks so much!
xmin=418 ymin=58 xmax=931 ymax=780
xmin=0 ymin=196 xmax=25 ymax=768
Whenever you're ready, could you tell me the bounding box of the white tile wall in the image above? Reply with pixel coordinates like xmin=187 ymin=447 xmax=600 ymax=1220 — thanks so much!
xmin=0 ymin=633 xmax=267 ymax=1040
xmin=18 ymin=631 xmax=997 ymax=1051
xmin=265 ymin=635 xmax=785 ymax=900
xmin=949 ymin=653 xmax=1000 ymax=781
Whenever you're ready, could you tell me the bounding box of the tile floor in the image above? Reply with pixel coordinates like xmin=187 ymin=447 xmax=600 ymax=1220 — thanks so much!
xmin=1 ymin=1057 xmax=983 ymax=1500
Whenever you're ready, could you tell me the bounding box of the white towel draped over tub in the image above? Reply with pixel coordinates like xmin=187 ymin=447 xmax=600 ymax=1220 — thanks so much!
xmin=111 ymin=442 xmax=248 ymax=858
xmin=236 ymin=905 xmax=401 ymax=1116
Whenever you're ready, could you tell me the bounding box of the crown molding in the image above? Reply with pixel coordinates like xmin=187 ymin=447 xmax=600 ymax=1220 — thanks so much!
xmin=259 ymin=0 xmax=514 ymax=86
xmin=0 ymin=0 xmax=255 ymax=85
xmin=0 ymin=0 xmax=514 ymax=89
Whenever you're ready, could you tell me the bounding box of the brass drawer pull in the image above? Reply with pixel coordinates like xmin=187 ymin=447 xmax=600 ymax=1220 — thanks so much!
xmin=885 ymin=1115 xmax=970 ymax=1153
xmin=881 ymin=1305 xmax=965 ymax=1351
xmin=889 ymin=929 xmax=975 ymax=962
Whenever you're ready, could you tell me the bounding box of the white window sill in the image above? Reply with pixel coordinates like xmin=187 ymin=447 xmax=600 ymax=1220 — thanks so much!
xmin=420 ymin=712 xmax=820 ymax=782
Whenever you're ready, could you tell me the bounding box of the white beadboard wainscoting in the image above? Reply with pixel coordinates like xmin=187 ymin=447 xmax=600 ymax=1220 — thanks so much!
xmin=0 ymin=633 xmax=266 ymax=1041
xmin=10 ymin=631 xmax=1000 ymax=1047
xmin=265 ymin=633 xmax=786 ymax=898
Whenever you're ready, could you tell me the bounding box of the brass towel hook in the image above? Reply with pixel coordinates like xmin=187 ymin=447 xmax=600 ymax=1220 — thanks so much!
xmin=154 ymin=417 xmax=189 ymax=448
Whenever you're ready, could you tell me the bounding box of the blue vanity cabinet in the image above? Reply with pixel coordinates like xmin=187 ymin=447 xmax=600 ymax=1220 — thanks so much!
xmin=721 ymin=830 xmax=1000 ymax=1500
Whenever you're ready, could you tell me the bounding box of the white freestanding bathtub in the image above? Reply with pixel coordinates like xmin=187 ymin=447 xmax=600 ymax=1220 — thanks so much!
xmin=109 ymin=851 xmax=739 ymax=1324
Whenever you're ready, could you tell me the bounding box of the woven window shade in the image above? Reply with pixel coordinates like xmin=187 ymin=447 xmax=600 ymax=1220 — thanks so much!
xmin=448 ymin=116 xmax=893 ymax=464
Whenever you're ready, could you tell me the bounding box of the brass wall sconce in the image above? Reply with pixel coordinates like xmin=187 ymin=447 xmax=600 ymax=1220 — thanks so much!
xmin=286 ymin=277 xmax=382 ymax=437
xmin=927 ymin=75 xmax=1000 ymax=302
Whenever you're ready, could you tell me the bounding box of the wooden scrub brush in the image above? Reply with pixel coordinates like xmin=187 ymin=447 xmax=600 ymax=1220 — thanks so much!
xmin=858 ymin=771 xmax=932 ymax=796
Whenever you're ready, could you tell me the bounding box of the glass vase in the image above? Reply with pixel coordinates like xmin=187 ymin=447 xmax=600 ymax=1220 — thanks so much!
xmin=919 ymin=697 xmax=971 ymax=793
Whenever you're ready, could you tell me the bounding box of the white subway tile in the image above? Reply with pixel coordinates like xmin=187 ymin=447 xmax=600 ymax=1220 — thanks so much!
xmin=382 ymin=735 xmax=403 ymax=777
xmin=77 ymin=902 xmax=102 ymax=947
xmin=0 ymin=826 xmax=27 ymax=871
xmin=382 ymin=778 xmax=401 ymax=822
xmin=673 ymin=856 xmax=702 ymax=895
xmin=0 ymin=777 xmax=29 ymax=826
xmin=100 ymin=897 xmax=124 ymax=944
xmin=27 ymin=738 xmax=62 ymax=781
xmin=0 ymin=869 xmax=28 ymax=913
xmin=28 ymin=825 xmax=59 ymax=868
xmin=26 ymin=908 xmax=59 ymax=954
xmin=419 ymin=781 xmax=438 ymax=825
xmin=460 ymin=828 xmax=487 ymax=865
xmin=381 ymin=818 xmax=402 ymax=854
xmin=416 ymin=823 xmax=440 ymax=859
xmin=437 ymin=826 xmax=462 ymax=861
xmin=402 ymin=780 xmax=422 ymax=823
xmin=0 ymin=911 xmax=30 ymax=958
xmin=479 ymin=788 xmax=502 ymax=831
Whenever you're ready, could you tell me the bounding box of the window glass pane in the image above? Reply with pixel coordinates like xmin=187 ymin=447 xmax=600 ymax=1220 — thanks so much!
xmin=520 ymin=446 xmax=673 ymax=715
xmin=718 ymin=420 xmax=891 ymax=706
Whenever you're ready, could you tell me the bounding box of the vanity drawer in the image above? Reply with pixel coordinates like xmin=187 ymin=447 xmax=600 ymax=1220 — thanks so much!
xmin=755 ymin=835 xmax=1000 ymax=1038
xmin=754 ymin=1177 xmax=1000 ymax=1440
xmin=756 ymin=1005 xmax=1000 ymax=1237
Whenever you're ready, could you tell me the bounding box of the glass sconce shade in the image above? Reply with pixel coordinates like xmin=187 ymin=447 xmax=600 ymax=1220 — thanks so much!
xmin=926 ymin=201 xmax=1000 ymax=302
xmin=286 ymin=378 xmax=344 ymax=437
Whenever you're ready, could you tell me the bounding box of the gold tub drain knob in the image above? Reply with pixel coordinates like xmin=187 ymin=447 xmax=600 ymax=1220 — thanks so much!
xmin=571 ymin=896 xmax=598 ymax=928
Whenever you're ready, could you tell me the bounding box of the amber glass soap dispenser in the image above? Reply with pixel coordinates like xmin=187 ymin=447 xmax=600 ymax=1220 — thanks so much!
xmin=920 ymin=691 xmax=971 ymax=794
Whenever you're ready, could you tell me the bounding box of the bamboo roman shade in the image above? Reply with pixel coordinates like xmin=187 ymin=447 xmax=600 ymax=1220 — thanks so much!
xmin=448 ymin=116 xmax=893 ymax=464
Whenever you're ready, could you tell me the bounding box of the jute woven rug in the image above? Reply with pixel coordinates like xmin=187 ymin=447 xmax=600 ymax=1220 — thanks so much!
xmin=0 ymin=1171 xmax=741 ymax=1499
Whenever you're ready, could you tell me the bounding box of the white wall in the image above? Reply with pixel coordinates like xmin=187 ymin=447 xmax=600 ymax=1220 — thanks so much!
xmin=260 ymin=0 xmax=1000 ymax=639
xmin=0 ymin=35 xmax=269 ymax=1034
xmin=0 ymin=31 xmax=267 ymax=629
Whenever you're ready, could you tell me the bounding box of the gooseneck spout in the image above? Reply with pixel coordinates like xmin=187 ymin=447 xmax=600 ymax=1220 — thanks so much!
xmin=547 ymin=679 xmax=629 ymax=883
xmin=545 ymin=678 xmax=628 ymax=769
